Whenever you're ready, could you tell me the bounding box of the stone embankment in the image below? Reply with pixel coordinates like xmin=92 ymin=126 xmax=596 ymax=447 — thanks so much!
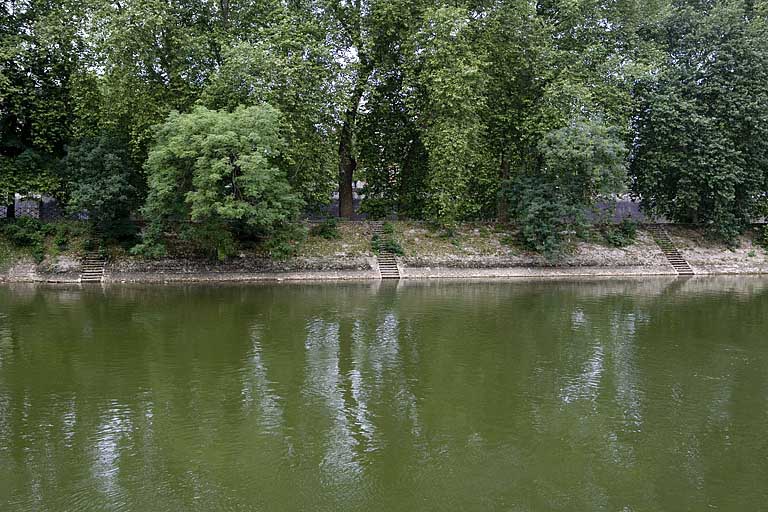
xmin=1 ymin=225 xmax=767 ymax=283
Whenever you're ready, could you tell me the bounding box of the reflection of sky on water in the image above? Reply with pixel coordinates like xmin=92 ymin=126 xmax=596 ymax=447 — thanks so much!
xmin=610 ymin=312 xmax=643 ymax=432
xmin=62 ymin=398 xmax=77 ymax=448
xmin=92 ymin=403 xmax=132 ymax=506
xmin=242 ymin=323 xmax=284 ymax=435
xmin=303 ymin=319 xmax=360 ymax=481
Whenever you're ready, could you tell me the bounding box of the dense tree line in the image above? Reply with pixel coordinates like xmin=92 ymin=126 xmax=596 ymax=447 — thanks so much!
xmin=1 ymin=0 xmax=767 ymax=257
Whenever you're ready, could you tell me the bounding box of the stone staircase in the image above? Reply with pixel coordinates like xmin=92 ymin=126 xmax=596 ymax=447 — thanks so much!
xmin=646 ymin=224 xmax=695 ymax=276
xmin=81 ymin=250 xmax=107 ymax=283
xmin=371 ymin=222 xmax=401 ymax=280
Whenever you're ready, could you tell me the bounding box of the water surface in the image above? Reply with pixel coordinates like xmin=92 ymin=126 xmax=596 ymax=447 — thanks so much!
xmin=1 ymin=278 xmax=767 ymax=510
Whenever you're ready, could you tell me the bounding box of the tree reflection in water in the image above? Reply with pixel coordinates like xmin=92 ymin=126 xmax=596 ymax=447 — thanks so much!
xmin=0 ymin=278 xmax=767 ymax=510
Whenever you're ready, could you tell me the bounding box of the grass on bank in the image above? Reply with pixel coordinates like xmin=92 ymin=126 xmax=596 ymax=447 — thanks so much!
xmin=1 ymin=217 xmax=766 ymax=268
xmin=392 ymin=220 xmax=637 ymax=259
xmin=297 ymin=221 xmax=372 ymax=258
xmin=394 ymin=221 xmax=519 ymax=257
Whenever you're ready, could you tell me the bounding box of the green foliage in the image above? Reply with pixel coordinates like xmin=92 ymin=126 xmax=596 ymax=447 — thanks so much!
xmin=630 ymin=3 xmax=768 ymax=243
xmin=0 ymin=218 xmax=58 ymax=263
xmin=310 ymin=219 xmax=340 ymax=240
xmin=91 ymin=0 xmax=222 ymax=161
xmin=2 ymin=0 xmax=767 ymax=259
xmin=138 ymin=105 xmax=303 ymax=260
xmin=601 ymin=219 xmax=639 ymax=248
xmin=358 ymin=0 xmax=431 ymax=220
xmin=0 ymin=219 xmax=90 ymax=263
xmin=202 ymin=28 xmax=338 ymax=209
xmin=264 ymin=223 xmax=308 ymax=260
xmin=761 ymin=225 xmax=768 ymax=252
xmin=0 ymin=151 xmax=61 ymax=201
xmin=540 ymin=119 xmax=628 ymax=200
xmin=1 ymin=218 xmax=46 ymax=248
xmin=0 ymin=0 xmax=83 ymax=204
xmin=0 ymin=237 xmax=23 ymax=270
xmin=411 ymin=6 xmax=494 ymax=222
xmin=62 ymin=136 xmax=142 ymax=242
xmin=509 ymin=118 xmax=628 ymax=257
xmin=372 ymin=235 xmax=405 ymax=256
xmin=508 ymin=175 xmax=580 ymax=257
xmin=53 ymin=223 xmax=77 ymax=251
xmin=371 ymin=221 xmax=404 ymax=256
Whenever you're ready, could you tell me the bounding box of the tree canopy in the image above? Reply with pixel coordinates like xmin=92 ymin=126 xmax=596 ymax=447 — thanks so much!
xmin=1 ymin=0 xmax=766 ymax=254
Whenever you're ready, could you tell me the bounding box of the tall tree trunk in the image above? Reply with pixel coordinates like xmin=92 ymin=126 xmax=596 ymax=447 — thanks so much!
xmin=337 ymin=85 xmax=364 ymax=219
xmin=497 ymin=149 xmax=511 ymax=223
xmin=5 ymin=194 xmax=15 ymax=219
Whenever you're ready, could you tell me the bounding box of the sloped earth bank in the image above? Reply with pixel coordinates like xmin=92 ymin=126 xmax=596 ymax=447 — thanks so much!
xmin=1 ymin=224 xmax=766 ymax=283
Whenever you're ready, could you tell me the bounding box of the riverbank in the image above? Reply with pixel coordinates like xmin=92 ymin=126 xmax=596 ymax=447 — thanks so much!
xmin=1 ymin=223 xmax=766 ymax=283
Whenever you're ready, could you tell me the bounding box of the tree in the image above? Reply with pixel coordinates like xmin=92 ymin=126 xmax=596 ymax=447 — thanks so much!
xmin=630 ymin=2 xmax=768 ymax=241
xmin=357 ymin=0 xmax=430 ymax=219
xmin=409 ymin=5 xmax=493 ymax=222
xmin=0 ymin=0 xmax=85 ymax=215
xmin=201 ymin=5 xmax=339 ymax=210
xmin=318 ymin=0 xmax=374 ymax=218
xmin=62 ymin=136 xmax=142 ymax=240
xmin=137 ymin=105 xmax=303 ymax=260
xmin=91 ymin=0 xmax=221 ymax=161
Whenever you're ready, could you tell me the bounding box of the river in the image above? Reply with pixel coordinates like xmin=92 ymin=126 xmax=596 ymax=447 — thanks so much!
xmin=1 ymin=278 xmax=767 ymax=510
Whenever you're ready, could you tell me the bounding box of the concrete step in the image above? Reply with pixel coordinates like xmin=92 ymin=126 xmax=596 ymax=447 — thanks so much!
xmin=371 ymin=223 xmax=400 ymax=280
xmin=646 ymin=224 xmax=695 ymax=276
xmin=81 ymin=249 xmax=107 ymax=282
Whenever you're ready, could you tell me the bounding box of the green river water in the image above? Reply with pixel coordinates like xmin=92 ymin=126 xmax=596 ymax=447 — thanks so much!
xmin=1 ymin=278 xmax=767 ymax=511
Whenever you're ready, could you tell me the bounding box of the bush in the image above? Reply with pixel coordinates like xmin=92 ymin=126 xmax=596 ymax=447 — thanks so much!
xmin=1 ymin=217 xmax=45 ymax=247
xmin=310 ymin=218 xmax=340 ymax=240
xmin=508 ymin=118 xmax=628 ymax=258
xmin=264 ymin=224 xmax=307 ymax=260
xmin=372 ymin=234 xmax=404 ymax=256
xmin=51 ymin=222 xmax=88 ymax=252
xmin=139 ymin=105 xmax=304 ymax=259
xmin=425 ymin=220 xmax=456 ymax=239
xmin=0 ymin=218 xmax=49 ymax=263
xmin=601 ymin=219 xmax=638 ymax=248
xmin=508 ymin=175 xmax=581 ymax=257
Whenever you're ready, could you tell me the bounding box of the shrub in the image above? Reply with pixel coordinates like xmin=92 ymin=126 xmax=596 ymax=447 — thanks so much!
xmin=601 ymin=219 xmax=638 ymax=248
xmin=372 ymin=234 xmax=404 ymax=256
xmin=0 ymin=218 xmax=48 ymax=263
xmin=508 ymin=118 xmax=628 ymax=258
xmin=138 ymin=105 xmax=304 ymax=259
xmin=310 ymin=218 xmax=340 ymax=240
xmin=1 ymin=217 xmax=44 ymax=247
xmin=264 ymin=224 xmax=307 ymax=260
